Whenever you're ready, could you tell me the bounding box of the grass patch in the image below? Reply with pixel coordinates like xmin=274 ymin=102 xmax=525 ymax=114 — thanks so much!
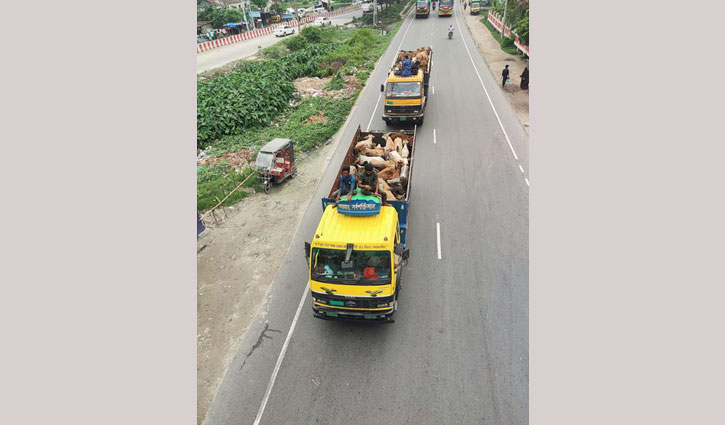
xmin=197 ymin=164 xmax=261 ymax=211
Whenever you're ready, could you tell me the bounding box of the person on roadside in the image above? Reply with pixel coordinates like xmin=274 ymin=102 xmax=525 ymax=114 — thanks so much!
xmin=357 ymin=163 xmax=388 ymax=206
xmin=464 ymin=1 xmax=467 ymax=10
xmin=335 ymin=165 xmax=357 ymax=202
xmin=502 ymin=64 xmax=510 ymax=88
xmin=520 ymin=66 xmax=529 ymax=90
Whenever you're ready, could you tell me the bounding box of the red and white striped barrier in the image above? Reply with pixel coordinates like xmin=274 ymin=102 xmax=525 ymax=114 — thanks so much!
xmin=487 ymin=10 xmax=528 ymax=56
xmin=197 ymin=5 xmax=361 ymax=54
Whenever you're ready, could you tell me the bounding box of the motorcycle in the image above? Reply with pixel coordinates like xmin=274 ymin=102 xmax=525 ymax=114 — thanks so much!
xmin=448 ymin=29 xmax=453 ymax=39
xmin=432 ymin=2 xmax=436 ymax=10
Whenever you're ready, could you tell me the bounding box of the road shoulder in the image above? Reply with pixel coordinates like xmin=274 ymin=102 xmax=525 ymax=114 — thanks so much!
xmin=461 ymin=8 xmax=529 ymax=134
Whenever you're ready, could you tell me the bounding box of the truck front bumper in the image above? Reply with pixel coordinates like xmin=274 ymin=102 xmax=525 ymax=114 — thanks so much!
xmin=312 ymin=304 xmax=395 ymax=323
xmin=382 ymin=113 xmax=424 ymax=124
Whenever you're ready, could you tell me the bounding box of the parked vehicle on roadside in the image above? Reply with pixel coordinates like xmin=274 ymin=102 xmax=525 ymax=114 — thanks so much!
xmin=311 ymin=16 xmax=333 ymax=26
xmin=255 ymin=138 xmax=297 ymax=193
xmin=273 ymin=24 xmax=295 ymax=37
xmin=362 ymin=2 xmax=381 ymax=13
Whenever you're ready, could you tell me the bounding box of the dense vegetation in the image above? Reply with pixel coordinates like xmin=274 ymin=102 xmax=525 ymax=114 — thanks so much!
xmin=197 ymin=43 xmax=335 ymax=147
xmin=197 ymin=20 xmax=404 ymax=210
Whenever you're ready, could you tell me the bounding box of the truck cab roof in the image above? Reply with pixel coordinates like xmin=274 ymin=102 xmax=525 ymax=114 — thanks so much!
xmin=313 ymin=205 xmax=398 ymax=249
xmin=387 ymin=69 xmax=424 ymax=81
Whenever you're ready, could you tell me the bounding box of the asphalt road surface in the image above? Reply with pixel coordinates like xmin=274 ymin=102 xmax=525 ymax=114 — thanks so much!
xmin=203 ymin=6 xmax=529 ymax=425
xmin=197 ymin=10 xmax=364 ymax=74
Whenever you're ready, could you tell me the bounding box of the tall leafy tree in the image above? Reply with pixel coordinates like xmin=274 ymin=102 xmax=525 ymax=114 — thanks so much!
xmin=251 ymin=0 xmax=268 ymax=10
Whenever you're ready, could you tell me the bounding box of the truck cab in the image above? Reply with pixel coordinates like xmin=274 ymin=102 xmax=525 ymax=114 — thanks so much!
xmin=381 ymin=48 xmax=432 ymax=126
xmin=416 ymin=0 xmax=430 ymax=18
xmin=305 ymin=206 xmax=409 ymax=322
xmin=469 ymin=0 xmax=481 ymax=15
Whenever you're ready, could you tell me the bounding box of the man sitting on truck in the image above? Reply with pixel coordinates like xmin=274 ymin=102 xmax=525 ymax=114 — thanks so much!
xmin=357 ymin=163 xmax=388 ymax=206
xmin=335 ymin=165 xmax=356 ymax=202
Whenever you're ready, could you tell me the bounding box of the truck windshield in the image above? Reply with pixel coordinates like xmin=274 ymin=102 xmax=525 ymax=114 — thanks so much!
xmin=256 ymin=152 xmax=275 ymax=168
xmin=310 ymin=248 xmax=392 ymax=285
xmin=439 ymin=0 xmax=453 ymax=5
xmin=417 ymin=1 xmax=428 ymax=6
xmin=386 ymin=82 xmax=421 ymax=98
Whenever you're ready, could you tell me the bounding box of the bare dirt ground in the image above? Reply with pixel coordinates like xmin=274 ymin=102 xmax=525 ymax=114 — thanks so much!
xmin=196 ymin=120 xmax=344 ymax=425
xmin=461 ymin=8 xmax=529 ymax=133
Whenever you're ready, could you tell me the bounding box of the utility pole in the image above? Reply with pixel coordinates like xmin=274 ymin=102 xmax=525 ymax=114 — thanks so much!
xmin=500 ymin=0 xmax=508 ymax=40
xmin=242 ymin=0 xmax=251 ymax=31
xmin=373 ymin=0 xmax=377 ymax=28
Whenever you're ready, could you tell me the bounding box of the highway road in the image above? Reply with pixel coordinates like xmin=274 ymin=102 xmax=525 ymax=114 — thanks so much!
xmin=197 ymin=10 xmax=364 ymax=74
xmin=203 ymin=5 xmax=529 ymax=425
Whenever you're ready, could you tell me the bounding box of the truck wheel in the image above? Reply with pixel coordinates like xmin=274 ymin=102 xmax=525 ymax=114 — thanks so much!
xmin=264 ymin=180 xmax=271 ymax=193
xmin=417 ymin=117 xmax=424 ymax=126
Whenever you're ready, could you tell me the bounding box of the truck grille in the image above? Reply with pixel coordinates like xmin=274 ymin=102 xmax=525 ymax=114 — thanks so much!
xmin=385 ymin=106 xmax=421 ymax=115
xmin=312 ymin=292 xmax=393 ymax=309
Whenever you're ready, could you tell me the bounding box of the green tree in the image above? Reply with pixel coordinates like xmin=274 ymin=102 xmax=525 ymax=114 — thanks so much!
xmin=515 ymin=8 xmax=528 ymax=45
xmin=224 ymin=8 xmax=242 ymax=22
xmin=251 ymin=0 xmax=268 ymax=10
xmin=198 ymin=5 xmax=215 ymax=21
xmin=211 ymin=11 xmax=227 ymax=28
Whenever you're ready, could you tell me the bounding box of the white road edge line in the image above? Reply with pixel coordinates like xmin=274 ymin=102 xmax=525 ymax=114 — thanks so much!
xmin=433 ymin=128 xmax=437 ymax=144
xmin=432 ymin=85 xmax=434 ymax=95
xmin=454 ymin=9 xmax=521 ymax=162
xmin=525 ymin=178 xmax=530 ymax=186
xmin=518 ymin=164 xmax=525 ymax=174
xmin=252 ymin=280 xmax=310 ymax=425
xmin=436 ymin=222 xmax=442 ymax=260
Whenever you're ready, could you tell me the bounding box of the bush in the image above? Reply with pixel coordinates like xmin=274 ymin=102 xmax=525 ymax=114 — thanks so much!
xmin=300 ymin=25 xmax=323 ymax=42
xmin=285 ymin=33 xmax=308 ymax=51
xmin=325 ymin=73 xmax=345 ymax=90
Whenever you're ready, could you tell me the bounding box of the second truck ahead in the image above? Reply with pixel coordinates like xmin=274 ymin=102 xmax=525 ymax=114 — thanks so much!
xmin=415 ymin=0 xmax=430 ymax=18
xmin=381 ymin=47 xmax=433 ymax=126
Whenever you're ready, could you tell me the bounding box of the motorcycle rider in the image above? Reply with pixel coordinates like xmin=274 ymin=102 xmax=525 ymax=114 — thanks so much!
xmin=448 ymin=25 xmax=454 ymax=38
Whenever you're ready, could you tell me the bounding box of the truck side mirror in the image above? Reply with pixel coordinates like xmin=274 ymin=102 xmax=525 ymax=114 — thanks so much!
xmin=401 ymin=248 xmax=410 ymax=261
xmin=304 ymin=242 xmax=311 ymax=264
xmin=380 ymin=84 xmax=384 ymax=92
xmin=394 ymin=245 xmax=409 ymax=260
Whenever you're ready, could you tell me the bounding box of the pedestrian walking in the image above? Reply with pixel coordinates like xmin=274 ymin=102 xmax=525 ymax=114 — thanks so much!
xmin=464 ymin=1 xmax=467 ymax=10
xmin=502 ymin=65 xmax=510 ymax=88
xmin=520 ymin=66 xmax=529 ymax=90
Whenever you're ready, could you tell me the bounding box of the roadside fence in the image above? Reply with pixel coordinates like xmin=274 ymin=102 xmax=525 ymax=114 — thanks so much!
xmin=197 ymin=5 xmax=362 ymax=54
xmin=487 ymin=10 xmax=529 ymax=57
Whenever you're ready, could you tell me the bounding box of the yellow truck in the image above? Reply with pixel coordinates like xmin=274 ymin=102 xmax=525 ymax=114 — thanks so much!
xmin=304 ymin=125 xmax=415 ymax=322
xmin=415 ymin=0 xmax=430 ymax=18
xmin=469 ymin=0 xmax=481 ymax=15
xmin=380 ymin=47 xmax=432 ymax=126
